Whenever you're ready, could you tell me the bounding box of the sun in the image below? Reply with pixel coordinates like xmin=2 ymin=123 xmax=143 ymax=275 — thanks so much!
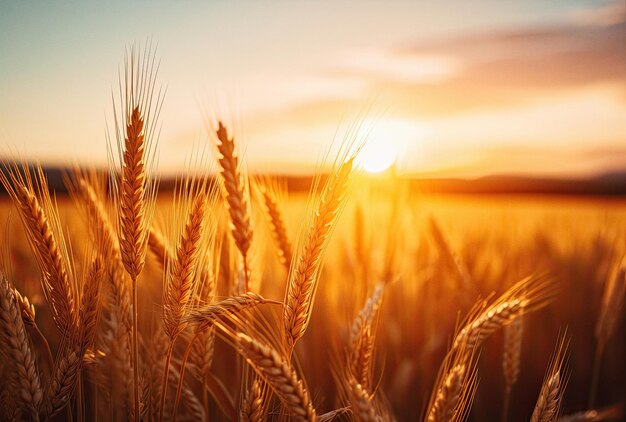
xmin=354 ymin=117 xmax=425 ymax=174
xmin=356 ymin=132 xmax=398 ymax=173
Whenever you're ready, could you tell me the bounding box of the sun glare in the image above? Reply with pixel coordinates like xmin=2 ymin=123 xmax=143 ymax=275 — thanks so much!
xmin=357 ymin=139 xmax=397 ymax=173
xmin=355 ymin=118 xmax=425 ymax=174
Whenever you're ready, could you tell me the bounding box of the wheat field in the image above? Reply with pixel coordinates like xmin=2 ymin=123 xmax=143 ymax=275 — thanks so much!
xmin=0 ymin=50 xmax=624 ymax=422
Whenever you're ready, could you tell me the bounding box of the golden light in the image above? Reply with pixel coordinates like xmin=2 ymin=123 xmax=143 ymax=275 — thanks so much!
xmin=355 ymin=118 xmax=425 ymax=174
xmin=357 ymin=138 xmax=397 ymax=173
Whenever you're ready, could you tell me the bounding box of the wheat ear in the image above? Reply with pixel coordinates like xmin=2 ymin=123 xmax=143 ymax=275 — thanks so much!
xmin=349 ymin=283 xmax=384 ymax=391
xmin=532 ymin=334 xmax=569 ymax=422
xmin=236 ymin=333 xmax=317 ymax=421
xmin=189 ymin=258 xmax=218 ymax=393
xmin=533 ymin=373 xmax=562 ymax=422
xmin=260 ymin=183 xmax=293 ymax=271
xmin=42 ymin=258 xmax=103 ymax=420
xmin=428 ymin=216 xmax=472 ymax=288
xmin=13 ymin=287 xmax=55 ymax=378
xmin=284 ymin=157 xmax=354 ymax=352
xmin=42 ymin=350 xmax=81 ymax=419
xmin=595 ymin=257 xmax=625 ymax=343
xmin=215 ymin=121 xmax=254 ymax=291
xmin=426 ymin=365 xmax=466 ymax=422
xmin=73 ymin=173 xmax=131 ymax=337
xmin=453 ymin=275 xmax=555 ymax=351
xmin=149 ymin=226 xmax=170 ymax=271
xmin=0 ymin=272 xmax=43 ymax=419
xmin=502 ymin=316 xmax=523 ymax=422
xmin=12 ymin=288 xmax=36 ymax=328
xmin=159 ymin=192 xmax=207 ymax=422
xmin=589 ymin=255 xmax=625 ymax=407
xmin=78 ymin=258 xmax=104 ymax=356
xmin=240 ymin=378 xmax=265 ymax=422
xmin=118 ymin=105 xmax=150 ymax=280
xmin=76 ymin=176 xmax=133 ymax=408
xmin=164 ymin=192 xmax=207 ymax=339
xmin=170 ymin=292 xmax=277 ymax=420
xmin=0 ymin=165 xmax=77 ymax=335
xmin=426 ymin=341 xmax=478 ymax=422
xmin=184 ymin=292 xmax=279 ymax=332
xmin=75 ymin=175 xmax=121 ymax=261
xmin=347 ymin=376 xmax=381 ymax=422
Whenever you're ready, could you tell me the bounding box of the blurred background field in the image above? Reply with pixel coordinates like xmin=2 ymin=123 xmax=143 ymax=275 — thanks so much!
xmin=2 ymin=180 xmax=623 ymax=420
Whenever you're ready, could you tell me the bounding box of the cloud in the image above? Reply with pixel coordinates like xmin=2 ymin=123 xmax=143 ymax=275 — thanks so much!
xmin=241 ymin=2 xmax=626 ymax=176
xmin=269 ymin=18 xmax=626 ymax=123
xmin=384 ymin=21 xmax=626 ymax=116
xmin=333 ymin=49 xmax=459 ymax=84
xmin=569 ymin=0 xmax=625 ymax=27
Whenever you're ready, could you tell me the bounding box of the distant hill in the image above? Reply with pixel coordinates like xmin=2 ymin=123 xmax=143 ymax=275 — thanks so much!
xmin=1 ymin=164 xmax=626 ymax=197
xmin=414 ymin=173 xmax=626 ymax=196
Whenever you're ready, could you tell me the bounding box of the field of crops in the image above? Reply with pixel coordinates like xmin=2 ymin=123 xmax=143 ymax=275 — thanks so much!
xmin=0 ymin=174 xmax=624 ymax=421
xmin=0 ymin=50 xmax=624 ymax=422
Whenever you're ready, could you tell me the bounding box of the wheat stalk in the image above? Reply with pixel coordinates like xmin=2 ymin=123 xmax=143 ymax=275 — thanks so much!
xmin=112 ymin=44 xmax=163 ymax=419
xmin=117 ymin=104 xmax=148 ymax=421
xmin=163 ymin=364 xmax=206 ymax=421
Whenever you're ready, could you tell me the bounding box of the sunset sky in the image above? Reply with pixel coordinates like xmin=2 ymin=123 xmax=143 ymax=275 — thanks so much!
xmin=1 ymin=0 xmax=625 ymax=177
